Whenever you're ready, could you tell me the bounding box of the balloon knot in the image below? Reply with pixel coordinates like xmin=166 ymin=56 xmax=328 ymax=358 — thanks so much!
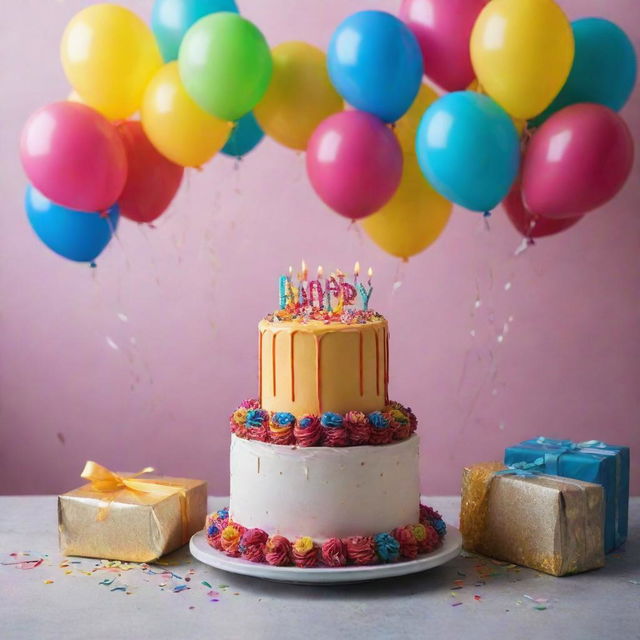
xmin=527 ymin=237 xmax=536 ymax=246
xmin=90 ymin=261 xmax=97 ymax=269
xmin=98 ymin=209 xmax=110 ymax=219
xmin=483 ymin=210 xmax=492 ymax=218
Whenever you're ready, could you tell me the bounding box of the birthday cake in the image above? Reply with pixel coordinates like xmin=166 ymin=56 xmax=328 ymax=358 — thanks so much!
xmin=206 ymin=264 xmax=446 ymax=567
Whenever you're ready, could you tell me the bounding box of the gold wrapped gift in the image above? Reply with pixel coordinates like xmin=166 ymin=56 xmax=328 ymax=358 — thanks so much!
xmin=58 ymin=461 xmax=207 ymax=562
xmin=460 ymin=462 xmax=605 ymax=576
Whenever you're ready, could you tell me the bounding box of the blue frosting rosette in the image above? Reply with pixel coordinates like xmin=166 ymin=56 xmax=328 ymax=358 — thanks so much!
xmin=374 ymin=532 xmax=400 ymax=563
xmin=320 ymin=412 xmax=344 ymax=429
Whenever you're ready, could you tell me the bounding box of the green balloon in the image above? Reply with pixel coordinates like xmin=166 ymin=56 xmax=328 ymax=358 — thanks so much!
xmin=178 ymin=13 xmax=272 ymax=122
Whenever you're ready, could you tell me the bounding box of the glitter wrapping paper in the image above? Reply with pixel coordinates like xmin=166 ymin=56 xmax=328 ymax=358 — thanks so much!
xmin=460 ymin=462 xmax=605 ymax=577
xmin=504 ymin=439 xmax=629 ymax=552
xmin=58 ymin=476 xmax=207 ymax=562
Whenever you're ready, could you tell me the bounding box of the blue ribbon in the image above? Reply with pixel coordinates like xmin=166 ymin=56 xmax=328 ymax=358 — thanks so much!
xmin=495 ymin=457 xmax=545 ymax=477
xmin=532 ymin=437 xmax=608 ymax=475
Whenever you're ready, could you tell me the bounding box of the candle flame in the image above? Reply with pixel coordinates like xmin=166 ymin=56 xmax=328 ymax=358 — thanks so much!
xmin=288 ymin=265 xmax=293 ymax=277
xmin=354 ymin=261 xmax=360 ymax=276
xmin=367 ymin=267 xmax=373 ymax=278
xmin=317 ymin=265 xmax=324 ymax=278
xmin=301 ymin=259 xmax=307 ymax=280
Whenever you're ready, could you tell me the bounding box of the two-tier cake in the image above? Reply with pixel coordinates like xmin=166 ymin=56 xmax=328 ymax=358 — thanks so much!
xmin=206 ymin=265 xmax=446 ymax=567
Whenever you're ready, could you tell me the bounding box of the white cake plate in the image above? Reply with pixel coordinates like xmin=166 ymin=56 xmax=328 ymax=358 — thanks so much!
xmin=189 ymin=525 xmax=462 ymax=584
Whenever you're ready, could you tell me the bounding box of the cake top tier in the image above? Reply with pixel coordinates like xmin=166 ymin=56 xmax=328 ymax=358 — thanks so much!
xmin=271 ymin=261 xmax=378 ymax=324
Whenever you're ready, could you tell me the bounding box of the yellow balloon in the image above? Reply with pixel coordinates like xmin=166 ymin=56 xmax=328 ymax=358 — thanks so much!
xmin=61 ymin=4 xmax=162 ymax=120
xmin=470 ymin=0 xmax=574 ymax=120
xmin=254 ymin=42 xmax=343 ymax=150
xmin=141 ymin=62 xmax=232 ymax=168
xmin=361 ymin=85 xmax=452 ymax=260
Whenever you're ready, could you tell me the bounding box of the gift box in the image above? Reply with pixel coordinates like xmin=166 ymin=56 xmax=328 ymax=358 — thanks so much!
xmin=58 ymin=461 xmax=207 ymax=562
xmin=460 ymin=462 xmax=605 ymax=576
xmin=504 ymin=438 xmax=629 ymax=552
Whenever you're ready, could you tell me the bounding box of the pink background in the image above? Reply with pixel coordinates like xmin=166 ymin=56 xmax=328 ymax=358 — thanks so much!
xmin=1 ymin=0 xmax=638 ymax=496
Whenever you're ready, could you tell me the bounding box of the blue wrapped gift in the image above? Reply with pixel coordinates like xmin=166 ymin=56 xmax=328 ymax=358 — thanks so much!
xmin=504 ymin=437 xmax=629 ymax=553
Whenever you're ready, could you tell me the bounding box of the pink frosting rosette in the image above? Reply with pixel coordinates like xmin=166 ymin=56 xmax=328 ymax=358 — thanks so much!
xmin=245 ymin=409 xmax=270 ymax=442
xmin=240 ymin=528 xmax=269 ymax=563
xmin=292 ymin=536 xmax=319 ymax=568
xmin=269 ymin=412 xmax=296 ymax=445
xmin=294 ymin=415 xmax=323 ymax=447
xmin=368 ymin=412 xmax=393 ymax=445
xmin=241 ymin=398 xmax=260 ymax=410
xmin=385 ymin=406 xmax=411 ymax=441
xmin=343 ymin=410 xmax=371 ymax=445
xmin=345 ymin=536 xmax=377 ymax=565
xmin=229 ymin=407 xmax=249 ymax=439
xmin=265 ymin=535 xmax=293 ymax=566
xmin=388 ymin=401 xmax=418 ymax=433
xmin=413 ymin=523 xmax=440 ymax=554
xmin=321 ymin=412 xmax=348 ymax=447
xmin=220 ymin=523 xmax=246 ymax=557
xmin=321 ymin=537 xmax=347 ymax=567
xmin=392 ymin=526 xmax=418 ymax=559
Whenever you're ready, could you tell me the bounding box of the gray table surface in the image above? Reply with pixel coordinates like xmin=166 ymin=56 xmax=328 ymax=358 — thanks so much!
xmin=0 ymin=496 xmax=638 ymax=640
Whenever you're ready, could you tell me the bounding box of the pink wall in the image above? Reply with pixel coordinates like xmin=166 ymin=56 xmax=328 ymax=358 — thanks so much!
xmin=1 ymin=0 xmax=638 ymax=496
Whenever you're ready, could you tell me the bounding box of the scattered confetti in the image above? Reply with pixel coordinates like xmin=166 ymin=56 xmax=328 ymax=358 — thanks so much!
xmin=628 ymin=579 xmax=640 ymax=585
xmin=111 ymin=586 xmax=127 ymax=592
xmin=457 ymin=571 xmax=466 ymax=577
xmin=201 ymin=581 xmax=212 ymax=588
xmin=451 ymin=602 xmax=463 ymax=607
xmin=474 ymin=595 xmax=481 ymax=601
xmin=43 ymin=579 xmax=54 ymax=584
xmin=173 ymin=585 xmax=190 ymax=593
xmin=534 ymin=605 xmax=548 ymax=611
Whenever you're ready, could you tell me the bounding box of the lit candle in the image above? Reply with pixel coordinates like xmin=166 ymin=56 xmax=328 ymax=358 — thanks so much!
xmin=279 ymin=275 xmax=288 ymax=309
xmin=298 ymin=259 xmax=307 ymax=306
xmin=308 ymin=265 xmax=324 ymax=309
xmin=357 ymin=267 xmax=373 ymax=311
xmin=353 ymin=261 xmax=360 ymax=288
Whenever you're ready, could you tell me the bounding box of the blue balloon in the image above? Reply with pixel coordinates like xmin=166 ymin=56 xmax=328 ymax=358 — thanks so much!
xmin=416 ymin=92 xmax=520 ymax=213
xmin=531 ymin=18 xmax=637 ymax=126
xmin=152 ymin=0 xmax=239 ymax=62
xmin=327 ymin=10 xmax=423 ymax=123
xmin=25 ymin=185 xmax=119 ymax=263
xmin=221 ymin=111 xmax=264 ymax=158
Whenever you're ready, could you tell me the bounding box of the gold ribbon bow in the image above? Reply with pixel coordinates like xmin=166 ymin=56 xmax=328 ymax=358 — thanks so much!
xmin=81 ymin=461 xmax=190 ymax=544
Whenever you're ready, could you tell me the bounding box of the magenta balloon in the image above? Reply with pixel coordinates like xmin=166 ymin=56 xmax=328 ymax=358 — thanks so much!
xmin=20 ymin=102 xmax=127 ymax=211
xmin=522 ymin=104 xmax=634 ymax=218
xmin=306 ymin=111 xmax=403 ymax=220
xmin=399 ymin=0 xmax=487 ymax=92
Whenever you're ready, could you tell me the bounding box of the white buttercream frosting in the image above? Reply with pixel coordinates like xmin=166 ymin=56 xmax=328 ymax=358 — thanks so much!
xmin=229 ymin=435 xmax=420 ymax=540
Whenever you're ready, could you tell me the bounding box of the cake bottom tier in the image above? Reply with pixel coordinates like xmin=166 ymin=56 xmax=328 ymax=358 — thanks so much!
xmin=228 ymin=434 xmax=420 ymax=540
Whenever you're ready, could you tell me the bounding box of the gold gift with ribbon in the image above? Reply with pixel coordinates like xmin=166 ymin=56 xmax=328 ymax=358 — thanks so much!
xmin=58 ymin=461 xmax=207 ymax=562
xmin=460 ymin=462 xmax=605 ymax=576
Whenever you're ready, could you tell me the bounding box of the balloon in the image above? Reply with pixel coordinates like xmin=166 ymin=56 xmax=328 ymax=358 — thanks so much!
xmin=306 ymin=111 xmax=403 ymax=220
xmin=415 ymin=92 xmax=520 ymax=212
xmin=522 ymin=104 xmax=634 ymax=218
xmin=25 ymin=185 xmax=119 ymax=263
xmin=61 ymin=4 xmax=162 ymax=120
xmin=221 ymin=112 xmax=264 ymax=158
xmin=531 ymin=18 xmax=637 ymax=126
xmin=361 ymin=85 xmax=452 ymax=259
xmin=20 ymin=101 xmax=127 ymax=212
xmin=254 ymin=42 xmax=343 ymax=150
xmin=178 ymin=13 xmax=272 ymax=121
xmin=327 ymin=11 xmax=423 ymax=123
xmin=116 ymin=121 xmax=184 ymax=224
xmin=503 ymin=178 xmax=581 ymax=239
xmin=399 ymin=0 xmax=487 ymax=92
xmin=141 ymin=62 xmax=232 ymax=168
xmin=151 ymin=0 xmax=238 ymax=62
xmin=470 ymin=0 xmax=574 ymax=120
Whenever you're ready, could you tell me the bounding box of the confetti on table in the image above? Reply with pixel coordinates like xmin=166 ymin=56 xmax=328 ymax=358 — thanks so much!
xmin=111 ymin=586 xmax=127 ymax=592
xmin=173 ymin=585 xmax=190 ymax=593
xmin=451 ymin=602 xmax=463 ymax=607
xmin=43 ymin=579 xmax=54 ymax=584
xmin=628 ymin=579 xmax=640 ymax=585
xmin=202 ymin=581 xmax=212 ymax=588
xmin=534 ymin=605 xmax=548 ymax=611
xmin=474 ymin=595 xmax=481 ymax=601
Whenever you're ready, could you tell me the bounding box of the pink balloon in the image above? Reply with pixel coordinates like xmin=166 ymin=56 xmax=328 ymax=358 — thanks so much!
xmin=522 ymin=104 xmax=634 ymax=218
xmin=306 ymin=111 xmax=403 ymax=220
xmin=20 ymin=102 xmax=127 ymax=212
xmin=399 ymin=0 xmax=487 ymax=92
xmin=503 ymin=178 xmax=582 ymax=239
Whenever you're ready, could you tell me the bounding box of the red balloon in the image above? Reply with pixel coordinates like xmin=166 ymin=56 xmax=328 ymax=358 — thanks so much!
xmin=399 ymin=0 xmax=487 ymax=92
xmin=503 ymin=178 xmax=582 ymax=239
xmin=522 ymin=104 xmax=634 ymax=218
xmin=306 ymin=111 xmax=403 ymax=220
xmin=20 ymin=101 xmax=127 ymax=211
xmin=116 ymin=122 xmax=184 ymax=224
